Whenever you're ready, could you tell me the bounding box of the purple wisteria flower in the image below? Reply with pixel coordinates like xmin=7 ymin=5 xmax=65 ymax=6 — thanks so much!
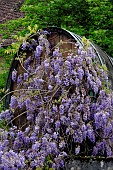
xmin=75 ymin=146 xmax=80 ymax=155
xmin=21 ymin=41 xmax=27 ymax=50
xmin=48 ymin=84 xmax=53 ymax=90
xmin=53 ymin=48 xmax=62 ymax=57
xmin=1 ymin=29 xmax=113 ymax=169
xmin=35 ymin=45 xmax=43 ymax=59
xmin=17 ymin=74 xmax=23 ymax=84
xmin=23 ymin=72 xmax=29 ymax=81
xmin=10 ymin=96 xmax=18 ymax=109
xmin=12 ymin=69 xmax=17 ymax=82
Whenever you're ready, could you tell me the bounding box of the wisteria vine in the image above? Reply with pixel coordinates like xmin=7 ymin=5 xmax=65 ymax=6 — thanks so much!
xmin=0 ymin=29 xmax=113 ymax=170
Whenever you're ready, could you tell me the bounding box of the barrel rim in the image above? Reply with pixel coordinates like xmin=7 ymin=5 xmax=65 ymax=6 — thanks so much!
xmin=4 ymin=26 xmax=79 ymax=108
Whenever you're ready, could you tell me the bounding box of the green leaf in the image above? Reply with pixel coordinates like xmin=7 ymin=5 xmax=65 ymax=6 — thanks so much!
xmin=36 ymin=168 xmax=43 ymax=170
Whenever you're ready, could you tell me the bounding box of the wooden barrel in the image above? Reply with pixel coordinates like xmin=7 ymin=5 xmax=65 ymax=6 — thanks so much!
xmin=5 ymin=27 xmax=78 ymax=109
xmin=5 ymin=26 xmax=113 ymax=129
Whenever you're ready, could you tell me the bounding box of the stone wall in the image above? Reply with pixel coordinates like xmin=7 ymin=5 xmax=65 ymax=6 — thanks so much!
xmin=65 ymin=159 xmax=113 ymax=170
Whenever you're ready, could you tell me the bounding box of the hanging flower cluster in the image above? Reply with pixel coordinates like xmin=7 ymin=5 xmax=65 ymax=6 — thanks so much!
xmin=0 ymin=30 xmax=113 ymax=169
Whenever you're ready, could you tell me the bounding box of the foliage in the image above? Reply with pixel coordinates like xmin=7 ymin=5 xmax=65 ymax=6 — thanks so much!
xmin=18 ymin=0 xmax=113 ymax=57
xmin=87 ymin=0 xmax=113 ymax=57
xmin=0 ymin=0 xmax=112 ymax=53
xmin=5 ymin=24 xmax=38 ymax=55
xmin=22 ymin=0 xmax=89 ymax=28
xmin=0 ymin=29 xmax=113 ymax=169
